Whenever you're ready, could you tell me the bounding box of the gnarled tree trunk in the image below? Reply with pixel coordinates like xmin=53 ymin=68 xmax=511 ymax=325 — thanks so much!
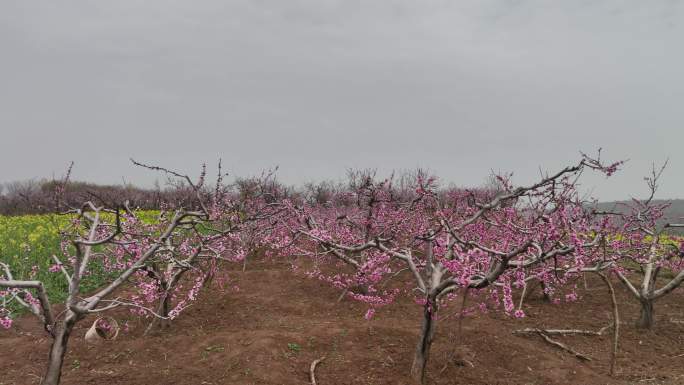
xmin=411 ymin=298 xmax=438 ymax=385
xmin=42 ymin=312 xmax=79 ymax=385
xmin=145 ymin=291 xmax=172 ymax=335
xmin=636 ymin=299 xmax=654 ymax=329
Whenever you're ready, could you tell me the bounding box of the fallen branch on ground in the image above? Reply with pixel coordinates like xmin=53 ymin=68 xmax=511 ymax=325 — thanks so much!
xmin=310 ymin=356 xmax=326 ymax=385
xmin=514 ymin=329 xmax=592 ymax=361
xmin=536 ymin=332 xmax=592 ymax=361
xmin=512 ymin=327 xmax=610 ymax=336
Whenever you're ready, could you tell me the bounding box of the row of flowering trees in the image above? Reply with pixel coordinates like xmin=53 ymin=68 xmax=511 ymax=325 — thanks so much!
xmin=271 ymin=153 xmax=626 ymax=383
xmin=267 ymin=153 xmax=683 ymax=383
xmin=2 ymin=154 xmax=683 ymax=385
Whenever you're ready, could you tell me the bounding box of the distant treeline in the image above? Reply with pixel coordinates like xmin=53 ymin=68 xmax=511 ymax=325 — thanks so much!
xmin=0 ymin=179 xmax=197 ymax=215
xmin=4 ymin=173 xmax=683 ymax=229
xmin=0 ymin=169 xmax=502 ymax=216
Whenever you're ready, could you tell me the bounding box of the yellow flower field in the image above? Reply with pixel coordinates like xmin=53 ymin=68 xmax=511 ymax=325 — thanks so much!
xmin=0 ymin=211 xmax=160 ymax=306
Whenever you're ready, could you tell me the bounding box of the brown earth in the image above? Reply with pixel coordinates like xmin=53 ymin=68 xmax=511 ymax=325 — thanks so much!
xmin=2 ymin=259 xmax=684 ymax=385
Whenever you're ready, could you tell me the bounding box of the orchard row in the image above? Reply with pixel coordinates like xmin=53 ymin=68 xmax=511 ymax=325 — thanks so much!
xmin=1 ymin=154 xmax=683 ymax=385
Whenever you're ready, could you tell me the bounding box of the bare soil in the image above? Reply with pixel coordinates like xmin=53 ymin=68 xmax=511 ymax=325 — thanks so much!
xmin=2 ymin=259 xmax=684 ymax=385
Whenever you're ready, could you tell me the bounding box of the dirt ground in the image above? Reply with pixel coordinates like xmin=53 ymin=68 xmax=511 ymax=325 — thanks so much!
xmin=2 ymin=259 xmax=684 ymax=385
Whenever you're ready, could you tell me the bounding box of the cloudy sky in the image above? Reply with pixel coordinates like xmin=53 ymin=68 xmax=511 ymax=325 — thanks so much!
xmin=1 ymin=1 xmax=681 ymax=200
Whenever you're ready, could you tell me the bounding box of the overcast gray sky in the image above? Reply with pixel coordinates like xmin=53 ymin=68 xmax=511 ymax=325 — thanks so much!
xmin=1 ymin=1 xmax=682 ymax=201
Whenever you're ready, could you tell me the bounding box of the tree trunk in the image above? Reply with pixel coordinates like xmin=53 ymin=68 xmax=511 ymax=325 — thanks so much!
xmin=161 ymin=294 xmax=170 ymax=329
xmin=337 ymin=285 xmax=368 ymax=303
xmin=411 ymin=299 xmax=437 ymax=385
xmin=42 ymin=314 xmax=78 ymax=385
xmin=539 ymin=281 xmax=551 ymax=302
xmin=636 ymin=299 xmax=654 ymax=329
xmin=335 ymin=288 xmax=349 ymax=303
xmin=145 ymin=293 xmax=171 ymax=335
